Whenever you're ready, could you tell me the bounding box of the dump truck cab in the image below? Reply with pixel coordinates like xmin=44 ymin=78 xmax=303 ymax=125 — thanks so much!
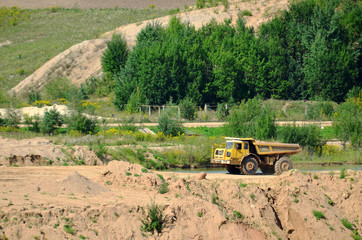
xmin=212 ymin=137 xmax=301 ymax=175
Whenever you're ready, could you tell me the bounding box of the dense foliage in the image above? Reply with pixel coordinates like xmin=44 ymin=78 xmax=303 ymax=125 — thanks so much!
xmin=225 ymin=98 xmax=276 ymax=140
xmin=40 ymin=109 xmax=63 ymax=134
xmin=108 ymin=0 xmax=361 ymax=108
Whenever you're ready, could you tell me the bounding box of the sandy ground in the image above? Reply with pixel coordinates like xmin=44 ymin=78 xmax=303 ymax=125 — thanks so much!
xmin=10 ymin=0 xmax=289 ymax=95
xmin=0 ymin=161 xmax=360 ymax=239
xmin=1 ymin=0 xmax=196 ymax=9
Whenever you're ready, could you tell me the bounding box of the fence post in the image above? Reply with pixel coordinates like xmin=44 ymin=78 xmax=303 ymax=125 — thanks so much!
xmin=158 ymin=106 xmax=161 ymax=116
xmin=204 ymin=104 xmax=207 ymax=112
xmin=178 ymin=107 xmax=181 ymax=118
xmin=149 ymin=105 xmax=151 ymax=115
xmin=139 ymin=106 xmax=141 ymax=113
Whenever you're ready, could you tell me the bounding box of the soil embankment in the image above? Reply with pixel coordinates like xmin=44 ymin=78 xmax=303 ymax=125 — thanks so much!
xmin=0 ymin=160 xmax=360 ymax=239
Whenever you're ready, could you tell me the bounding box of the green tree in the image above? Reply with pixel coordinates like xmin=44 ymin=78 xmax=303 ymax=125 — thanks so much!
xmin=225 ymin=97 xmax=276 ymax=140
xmin=179 ymin=97 xmax=196 ymax=120
xmin=40 ymin=109 xmax=62 ymax=134
xmin=66 ymin=113 xmax=98 ymax=135
xmin=334 ymin=93 xmax=361 ymax=148
xmin=101 ymin=34 xmax=129 ymax=76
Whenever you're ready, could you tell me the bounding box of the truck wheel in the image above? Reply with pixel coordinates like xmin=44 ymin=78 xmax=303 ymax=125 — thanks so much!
xmin=226 ymin=166 xmax=241 ymax=174
xmin=274 ymin=157 xmax=293 ymax=175
xmin=241 ymin=157 xmax=258 ymax=175
xmin=260 ymin=166 xmax=275 ymax=175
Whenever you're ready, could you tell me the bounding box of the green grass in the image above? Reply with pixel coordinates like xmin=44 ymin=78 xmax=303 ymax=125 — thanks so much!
xmin=312 ymin=210 xmax=325 ymax=220
xmin=0 ymin=7 xmax=169 ymax=90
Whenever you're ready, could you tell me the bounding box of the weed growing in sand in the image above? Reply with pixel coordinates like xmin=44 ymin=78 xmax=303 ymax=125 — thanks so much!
xmin=157 ymin=174 xmax=169 ymax=194
xmin=63 ymin=224 xmax=76 ymax=235
xmin=197 ymin=212 xmax=203 ymax=217
xmin=340 ymin=168 xmax=346 ymax=179
xmin=325 ymin=195 xmax=335 ymax=206
xmin=141 ymin=168 xmax=148 ymax=173
xmin=54 ymin=223 xmax=59 ymax=228
xmin=294 ymin=198 xmax=299 ymax=203
xmin=79 ymin=235 xmax=86 ymax=240
xmin=106 ymin=181 xmax=112 ymax=185
xmin=313 ymin=210 xmax=325 ymax=220
xmin=233 ymin=211 xmax=244 ymax=220
xmin=140 ymin=200 xmax=165 ymax=233
xmin=313 ymin=174 xmax=319 ymax=179
xmin=250 ymin=193 xmax=256 ymax=201
xmin=92 ymin=229 xmax=98 ymax=236
xmin=240 ymin=183 xmax=247 ymax=188
xmin=125 ymin=172 xmax=131 ymax=176
xmin=341 ymin=218 xmax=353 ymax=230
xmin=33 ymin=236 xmax=40 ymax=240
xmin=114 ymin=212 xmax=119 ymax=218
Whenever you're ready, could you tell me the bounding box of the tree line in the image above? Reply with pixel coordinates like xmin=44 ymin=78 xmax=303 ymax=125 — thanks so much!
xmin=100 ymin=0 xmax=361 ymax=108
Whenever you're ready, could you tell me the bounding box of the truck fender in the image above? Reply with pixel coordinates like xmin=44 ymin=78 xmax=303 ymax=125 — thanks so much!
xmin=242 ymin=153 xmax=261 ymax=164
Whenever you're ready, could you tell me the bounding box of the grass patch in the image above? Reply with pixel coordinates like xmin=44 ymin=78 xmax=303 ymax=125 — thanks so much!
xmin=63 ymin=224 xmax=76 ymax=235
xmin=312 ymin=210 xmax=325 ymax=220
xmin=341 ymin=218 xmax=353 ymax=230
xmin=0 ymin=7 xmax=169 ymax=91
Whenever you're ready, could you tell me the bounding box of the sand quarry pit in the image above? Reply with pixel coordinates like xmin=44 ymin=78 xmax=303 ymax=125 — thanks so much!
xmin=0 ymin=160 xmax=360 ymax=240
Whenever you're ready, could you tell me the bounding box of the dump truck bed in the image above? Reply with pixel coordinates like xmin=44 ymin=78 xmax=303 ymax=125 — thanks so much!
xmin=254 ymin=141 xmax=301 ymax=155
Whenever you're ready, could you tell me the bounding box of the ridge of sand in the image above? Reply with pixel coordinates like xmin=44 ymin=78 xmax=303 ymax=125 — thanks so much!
xmin=10 ymin=0 xmax=289 ymax=95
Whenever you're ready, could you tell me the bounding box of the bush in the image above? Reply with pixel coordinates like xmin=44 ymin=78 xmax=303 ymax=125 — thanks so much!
xmin=40 ymin=109 xmax=63 ymax=134
xmin=179 ymin=97 xmax=196 ymax=120
xmin=4 ymin=109 xmax=21 ymax=128
xmin=216 ymin=102 xmax=229 ymax=120
xmin=225 ymin=97 xmax=276 ymax=140
xmin=28 ymin=90 xmax=41 ymax=104
xmin=66 ymin=113 xmax=98 ymax=135
xmin=157 ymin=110 xmax=184 ymax=137
xmin=101 ymin=34 xmax=129 ymax=77
xmin=276 ymin=124 xmax=324 ymax=151
xmin=140 ymin=200 xmax=165 ymax=233
xmin=334 ymin=97 xmax=361 ymax=148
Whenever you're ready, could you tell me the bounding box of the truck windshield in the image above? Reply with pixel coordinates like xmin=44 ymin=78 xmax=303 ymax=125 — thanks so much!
xmin=226 ymin=142 xmax=233 ymax=149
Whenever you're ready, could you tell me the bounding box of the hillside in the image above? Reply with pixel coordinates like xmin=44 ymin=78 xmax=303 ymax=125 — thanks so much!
xmin=8 ymin=0 xmax=289 ymax=95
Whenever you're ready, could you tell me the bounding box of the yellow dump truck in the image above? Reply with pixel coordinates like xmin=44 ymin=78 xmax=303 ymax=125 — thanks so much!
xmin=211 ymin=137 xmax=302 ymax=175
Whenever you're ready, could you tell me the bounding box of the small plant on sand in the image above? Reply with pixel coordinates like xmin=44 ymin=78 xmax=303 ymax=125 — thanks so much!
xmin=157 ymin=174 xmax=169 ymax=194
xmin=141 ymin=168 xmax=148 ymax=173
xmin=140 ymin=200 xmax=165 ymax=233
xmin=250 ymin=193 xmax=256 ymax=201
xmin=197 ymin=212 xmax=203 ymax=217
xmin=341 ymin=218 xmax=353 ymax=230
xmin=313 ymin=210 xmax=325 ymax=220
xmin=340 ymin=168 xmax=346 ymax=179
xmin=233 ymin=211 xmax=244 ymax=220
xmin=63 ymin=224 xmax=76 ymax=235
xmin=313 ymin=174 xmax=319 ymax=179
xmin=125 ymin=172 xmax=131 ymax=176
xmin=325 ymin=194 xmax=335 ymax=206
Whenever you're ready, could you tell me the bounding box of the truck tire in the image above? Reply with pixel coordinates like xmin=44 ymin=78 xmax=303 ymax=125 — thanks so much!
xmin=260 ymin=166 xmax=275 ymax=175
xmin=274 ymin=157 xmax=293 ymax=175
xmin=241 ymin=157 xmax=258 ymax=175
xmin=226 ymin=166 xmax=241 ymax=174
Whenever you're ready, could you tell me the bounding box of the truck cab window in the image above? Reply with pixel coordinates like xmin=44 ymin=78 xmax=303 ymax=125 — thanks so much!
xmin=235 ymin=143 xmax=241 ymax=149
xmin=244 ymin=143 xmax=248 ymax=150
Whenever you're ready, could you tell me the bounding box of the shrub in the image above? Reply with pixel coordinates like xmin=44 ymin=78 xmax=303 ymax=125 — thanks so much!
xmin=276 ymin=124 xmax=324 ymax=152
xmin=40 ymin=109 xmax=63 ymax=134
xmin=28 ymin=90 xmax=41 ymax=104
xmin=179 ymin=97 xmax=196 ymax=120
xmin=312 ymin=210 xmax=325 ymax=220
xmin=157 ymin=109 xmax=184 ymax=137
xmin=140 ymin=200 xmax=165 ymax=233
xmin=334 ymin=97 xmax=361 ymax=148
xmin=225 ymin=97 xmax=276 ymax=140
xmin=66 ymin=113 xmax=98 ymax=135
xmin=196 ymin=0 xmax=206 ymax=9
xmin=216 ymin=102 xmax=229 ymax=120
xmin=101 ymin=34 xmax=129 ymax=77
xmin=4 ymin=109 xmax=21 ymax=128
xmin=241 ymin=10 xmax=252 ymax=16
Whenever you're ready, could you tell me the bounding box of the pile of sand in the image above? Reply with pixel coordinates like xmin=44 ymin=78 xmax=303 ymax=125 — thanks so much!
xmin=47 ymin=171 xmax=110 ymax=195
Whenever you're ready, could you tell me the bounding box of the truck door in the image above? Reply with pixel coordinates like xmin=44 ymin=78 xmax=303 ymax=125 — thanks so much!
xmin=233 ymin=142 xmax=243 ymax=159
xmin=242 ymin=142 xmax=250 ymax=157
